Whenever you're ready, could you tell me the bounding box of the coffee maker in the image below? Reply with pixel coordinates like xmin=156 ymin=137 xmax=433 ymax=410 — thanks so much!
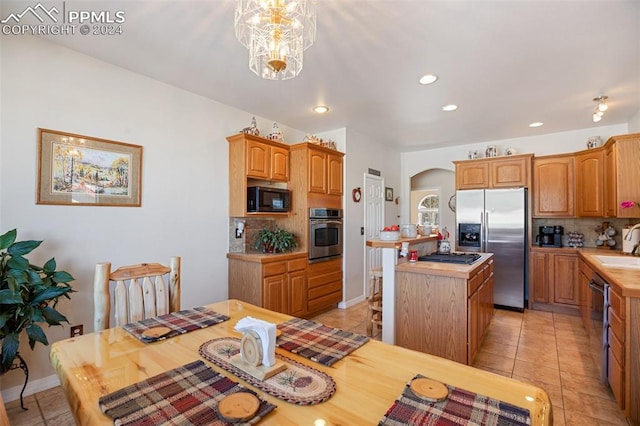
xmin=537 ymin=225 xmax=563 ymax=247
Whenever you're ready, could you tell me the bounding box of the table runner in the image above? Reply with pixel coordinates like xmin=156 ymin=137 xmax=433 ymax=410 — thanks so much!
xmin=379 ymin=374 xmax=531 ymax=426
xmin=98 ymin=360 xmax=276 ymax=426
xmin=122 ymin=307 xmax=230 ymax=342
xmin=276 ymin=318 xmax=369 ymax=366
xmin=200 ymin=337 xmax=336 ymax=405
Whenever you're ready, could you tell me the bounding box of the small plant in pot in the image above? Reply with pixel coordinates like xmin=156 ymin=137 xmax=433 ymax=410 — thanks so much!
xmin=252 ymin=226 xmax=298 ymax=253
xmin=0 ymin=229 xmax=75 ymax=373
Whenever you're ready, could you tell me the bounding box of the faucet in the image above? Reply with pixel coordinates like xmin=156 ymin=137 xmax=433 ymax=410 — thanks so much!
xmin=625 ymin=223 xmax=640 ymax=255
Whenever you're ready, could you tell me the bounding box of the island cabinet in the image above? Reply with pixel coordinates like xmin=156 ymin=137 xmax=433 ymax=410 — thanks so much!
xmin=453 ymin=154 xmax=532 ymax=190
xmin=530 ymin=248 xmax=579 ymax=312
xmin=532 ymin=154 xmax=575 ymax=217
xmin=575 ymin=148 xmax=605 ymax=217
xmin=608 ymin=283 xmax=625 ymax=409
xmin=227 ymin=252 xmax=307 ymax=317
xmin=395 ymin=254 xmax=494 ymax=365
xmin=603 ymin=133 xmax=640 ymax=218
xmin=227 ymin=133 xmax=290 ymax=217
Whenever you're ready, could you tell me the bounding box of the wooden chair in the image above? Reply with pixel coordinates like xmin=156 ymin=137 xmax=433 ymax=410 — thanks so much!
xmin=366 ymin=267 xmax=383 ymax=337
xmin=94 ymin=256 xmax=181 ymax=331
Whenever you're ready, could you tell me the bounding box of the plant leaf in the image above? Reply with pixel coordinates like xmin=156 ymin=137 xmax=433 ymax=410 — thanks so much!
xmin=27 ymin=270 xmax=44 ymax=285
xmin=7 ymin=256 xmax=29 ymax=271
xmin=52 ymin=271 xmax=74 ymax=284
xmin=7 ymin=240 xmax=42 ymax=256
xmin=0 ymin=289 xmax=24 ymax=304
xmin=42 ymin=306 xmax=68 ymax=325
xmin=30 ymin=286 xmax=73 ymax=305
xmin=0 ymin=312 xmax=10 ymax=329
xmin=43 ymin=258 xmax=56 ymax=273
xmin=7 ymin=269 xmax=28 ymax=283
xmin=1 ymin=333 xmax=19 ymax=371
xmin=0 ymin=229 xmax=17 ymax=251
xmin=26 ymin=324 xmax=49 ymax=349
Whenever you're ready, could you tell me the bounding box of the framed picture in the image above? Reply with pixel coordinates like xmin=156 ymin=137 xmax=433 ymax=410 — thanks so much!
xmin=385 ymin=187 xmax=393 ymax=202
xmin=37 ymin=128 xmax=142 ymax=206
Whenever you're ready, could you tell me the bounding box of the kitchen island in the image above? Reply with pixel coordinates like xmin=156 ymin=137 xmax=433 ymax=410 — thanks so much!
xmin=395 ymin=253 xmax=495 ymax=364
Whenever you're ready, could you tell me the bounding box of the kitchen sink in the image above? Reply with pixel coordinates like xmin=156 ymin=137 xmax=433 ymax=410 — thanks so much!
xmin=593 ymin=255 xmax=640 ymax=269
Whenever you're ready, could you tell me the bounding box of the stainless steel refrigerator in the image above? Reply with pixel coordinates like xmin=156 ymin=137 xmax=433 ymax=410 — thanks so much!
xmin=455 ymin=188 xmax=527 ymax=311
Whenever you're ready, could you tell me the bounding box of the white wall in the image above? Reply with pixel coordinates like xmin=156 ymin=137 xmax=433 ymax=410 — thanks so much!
xmin=400 ymin=124 xmax=628 ymax=223
xmin=340 ymin=128 xmax=400 ymax=305
xmin=629 ymin=109 xmax=640 ymax=133
xmin=0 ymin=35 xmax=305 ymax=392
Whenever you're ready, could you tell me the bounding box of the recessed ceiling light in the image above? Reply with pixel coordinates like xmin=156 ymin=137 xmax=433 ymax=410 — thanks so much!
xmin=419 ymin=74 xmax=438 ymax=85
xmin=442 ymin=104 xmax=458 ymax=112
xmin=312 ymin=105 xmax=329 ymax=114
xmin=529 ymin=122 xmax=543 ymax=128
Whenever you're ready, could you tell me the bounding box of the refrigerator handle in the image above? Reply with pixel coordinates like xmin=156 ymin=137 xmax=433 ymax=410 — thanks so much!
xmin=484 ymin=212 xmax=489 ymax=251
xmin=480 ymin=212 xmax=485 ymax=251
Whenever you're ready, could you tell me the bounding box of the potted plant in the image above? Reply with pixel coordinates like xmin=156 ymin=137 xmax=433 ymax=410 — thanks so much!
xmin=252 ymin=226 xmax=298 ymax=253
xmin=0 ymin=229 xmax=75 ymax=372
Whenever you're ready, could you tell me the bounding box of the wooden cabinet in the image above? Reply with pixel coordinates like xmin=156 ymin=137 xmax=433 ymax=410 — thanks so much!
xmin=604 ymin=134 xmax=640 ymax=218
xmin=227 ymin=133 xmax=290 ymax=217
xmin=454 ymin=154 xmax=532 ymax=190
xmin=307 ymin=257 xmax=343 ymax=315
xmin=395 ymin=255 xmax=494 ymax=365
xmin=530 ymin=248 xmax=579 ymax=311
xmin=532 ymin=155 xmax=574 ymax=217
xmin=306 ymin=146 xmax=343 ymax=196
xmin=578 ymin=258 xmax=593 ymax=334
xmin=575 ymin=148 xmax=605 ymax=217
xmin=228 ymin=253 xmax=307 ymax=316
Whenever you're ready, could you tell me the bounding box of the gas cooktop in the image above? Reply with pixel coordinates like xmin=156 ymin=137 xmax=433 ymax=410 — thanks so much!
xmin=418 ymin=252 xmax=482 ymax=265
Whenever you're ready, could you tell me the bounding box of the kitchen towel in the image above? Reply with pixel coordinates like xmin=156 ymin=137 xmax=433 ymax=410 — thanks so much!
xmin=379 ymin=374 xmax=531 ymax=426
xmin=99 ymin=360 xmax=276 ymax=426
xmin=122 ymin=307 xmax=230 ymax=342
xmin=234 ymin=316 xmax=277 ymax=367
xmin=276 ymin=318 xmax=369 ymax=367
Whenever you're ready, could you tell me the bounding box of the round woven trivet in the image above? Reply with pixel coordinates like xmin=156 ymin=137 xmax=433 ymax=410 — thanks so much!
xmin=410 ymin=378 xmax=449 ymax=402
xmin=141 ymin=326 xmax=171 ymax=339
xmin=217 ymin=392 xmax=260 ymax=422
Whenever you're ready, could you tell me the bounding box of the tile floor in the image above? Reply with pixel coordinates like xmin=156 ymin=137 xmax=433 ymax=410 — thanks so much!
xmin=6 ymin=302 xmax=632 ymax=425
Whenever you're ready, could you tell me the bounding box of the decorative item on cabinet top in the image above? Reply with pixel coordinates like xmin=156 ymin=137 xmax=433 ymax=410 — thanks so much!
xmin=485 ymin=145 xmax=497 ymax=157
xmin=241 ymin=117 xmax=260 ymax=136
xmin=504 ymin=147 xmax=517 ymax=156
xmin=586 ymin=136 xmax=602 ymax=149
xmin=267 ymin=122 xmax=283 ymax=142
xmin=304 ymin=134 xmax=337 ymax=150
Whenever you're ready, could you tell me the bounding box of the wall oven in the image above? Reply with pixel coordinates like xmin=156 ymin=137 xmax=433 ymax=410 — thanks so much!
xmin=308 ymin=208 xmax=343 ymax=263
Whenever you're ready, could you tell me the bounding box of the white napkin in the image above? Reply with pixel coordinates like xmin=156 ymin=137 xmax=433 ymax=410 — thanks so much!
xmin=234 ymin=316 xmax=277 ymax=367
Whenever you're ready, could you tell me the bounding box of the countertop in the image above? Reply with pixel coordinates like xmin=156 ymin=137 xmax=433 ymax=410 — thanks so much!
xmin=227 ymin=251 xmax=308 ymax=263
xmin=395 ymin=253 xmax=494 ymax=279
xmin=578 ymin=249 xmax=640 ymax=298
xmin=366 ymin=234 xmax=438 ymax=248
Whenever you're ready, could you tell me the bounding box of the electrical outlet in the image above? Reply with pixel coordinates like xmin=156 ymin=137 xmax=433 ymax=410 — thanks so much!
xmin=70 ymin=325 xmax=83 ymax=338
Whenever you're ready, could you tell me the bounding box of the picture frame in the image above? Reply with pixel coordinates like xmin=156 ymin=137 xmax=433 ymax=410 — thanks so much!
xmin=385 ymin=187 xmax=393 ymax=202
xmin=37 ymin=128 xmax=142 ymax=206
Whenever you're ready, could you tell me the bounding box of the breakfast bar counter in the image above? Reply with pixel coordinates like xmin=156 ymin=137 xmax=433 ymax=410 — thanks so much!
xmin=50 ymin=299 xmax=552 ymax=425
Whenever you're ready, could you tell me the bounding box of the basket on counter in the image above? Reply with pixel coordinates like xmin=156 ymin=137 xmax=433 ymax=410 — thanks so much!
xmin=379 ymin=231 xmax=400 ymax=241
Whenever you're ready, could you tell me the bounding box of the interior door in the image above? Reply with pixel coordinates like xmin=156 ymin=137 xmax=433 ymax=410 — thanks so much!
xmin=364 ymin=174 xmax=384 ymax=297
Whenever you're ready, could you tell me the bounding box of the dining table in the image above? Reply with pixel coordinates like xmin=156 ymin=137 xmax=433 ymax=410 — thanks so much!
xmin=50 ymin=299 xmax=552 ymax=425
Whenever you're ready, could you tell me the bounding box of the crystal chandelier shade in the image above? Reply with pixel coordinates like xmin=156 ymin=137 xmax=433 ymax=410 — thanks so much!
xmin=235 ymin=0 xmax=316 ymax=80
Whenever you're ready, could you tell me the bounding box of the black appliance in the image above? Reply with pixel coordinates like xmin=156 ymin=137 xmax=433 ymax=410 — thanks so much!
xmin=458 ymin=223 xmax=481 ymax=249
xmin=536 ymin=225 xmax=563 ymax=247
xmin=418 ymin=252 xmax=481 ymax=265
xmin=588 ymin=272 xmax=607 ymax=383
xmin=308 ymin=208 xmax=343 ymax=263
xmin=247 ymin=186 xmax=291 ymax=213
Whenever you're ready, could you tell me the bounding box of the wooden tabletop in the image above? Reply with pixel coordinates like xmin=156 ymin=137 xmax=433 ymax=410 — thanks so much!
xmin=50 ymin=300 xmax=552 ymax=425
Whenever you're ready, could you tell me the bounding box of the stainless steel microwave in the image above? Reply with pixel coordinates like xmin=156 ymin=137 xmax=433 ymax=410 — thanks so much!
xmin=247 ymin=186 xmax=291 ymax=213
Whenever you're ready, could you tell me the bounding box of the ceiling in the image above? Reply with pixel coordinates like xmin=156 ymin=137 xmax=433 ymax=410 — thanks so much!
xmin=21 ymin=1 xmax=640 ymax=151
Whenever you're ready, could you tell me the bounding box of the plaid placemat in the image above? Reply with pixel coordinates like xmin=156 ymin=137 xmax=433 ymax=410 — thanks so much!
xmin=122 ymin=307 xmax=230 ymax=342
xmin=276 ymin=318 xmax=369 ymax=367
xmin=379 ymin=374 xmax=531 ymax=426
xmin=99 ymin=360 xmax=276 ymax=426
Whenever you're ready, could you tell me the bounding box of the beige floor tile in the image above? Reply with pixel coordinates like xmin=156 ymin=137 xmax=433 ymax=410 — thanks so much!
xmin=555 ymin=329 xmax=590 ymax=345
xmin=477 ymin=338 xmax=518 ymax=358
xmin=512 ymin=374 xmax=563 ymax=410
xmin=5 ymin=395 xmax=44 ymax=426
xmin=562 ymin=389 xmax=629 ymax=424
xmin=552 ymin=407 xmax=566 ymax=426
xmin=35 ymin=386 xmax=72 ymax=421
xmin=515 ymin=345 xmax=559 ymax=369
xmin=512 ymin=359 xmax=561 ymax=387
xmin=471 ymin=351 xmax=515 ymax=375
xmin=564 ymin=412 xmax=629 ymax=425
xmin=560 ymin=370 xmax=614 ymax=401
xmin=44 ymin=410 xmax=76 ymax=426
xmin=558 ymin=348 xmax=601 ymax=378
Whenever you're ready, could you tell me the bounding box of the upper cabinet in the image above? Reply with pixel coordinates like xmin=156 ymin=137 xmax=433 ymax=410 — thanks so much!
xmin=604 ymin=134 xmax=640 ymax=218
xmin=289 ymin=143 xmax=344 ymax=209
xmin=227 ymin=133 xmax=291 ymax=217
xmin=575 ymin=148 xmax=605 ymax=217
xmin=532 ymin=155 xmax=574 ymax=217
xmin=454 ymin=154 xmax=532 ymax=190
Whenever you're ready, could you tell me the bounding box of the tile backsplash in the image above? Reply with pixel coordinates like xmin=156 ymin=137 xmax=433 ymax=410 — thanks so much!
xmin=229 ymin=217 xmax=276 ymax=253
xmin=532 ymin=217 xmax=637 ymax=249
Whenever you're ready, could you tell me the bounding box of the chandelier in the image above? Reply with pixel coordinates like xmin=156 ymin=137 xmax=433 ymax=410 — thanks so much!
xmin=234 ymin=0 xmax=316 ymax=80
xmin=592 ymin=95 xmax=608 ymax=123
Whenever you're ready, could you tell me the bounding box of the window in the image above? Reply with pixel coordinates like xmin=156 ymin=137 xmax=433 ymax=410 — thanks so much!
xmin=418 ymin=194 xmax=439 ymax=226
